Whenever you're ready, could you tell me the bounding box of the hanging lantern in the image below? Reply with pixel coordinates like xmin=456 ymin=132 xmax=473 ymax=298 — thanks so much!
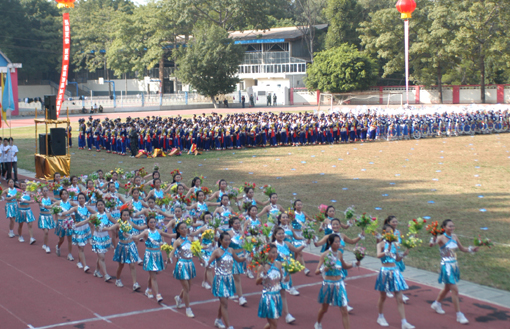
xmin=55 ymin=0 xmax=76 ymax=8
xmin=396 ymin=0 xmax=416 ymax=19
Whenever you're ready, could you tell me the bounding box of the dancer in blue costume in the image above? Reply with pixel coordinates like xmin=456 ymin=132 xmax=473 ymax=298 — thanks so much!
xmin=145 ymin=178 xmax=165 ymax=201
xmin=256 ymin=243 xmax=284 ymax=329
xmin=227 ymin=217 xmax=248 ymax=306
xmin=165 ymin=171 xmax=190 ymax=193
xmin=89 ymin=200 xmax=117 ymax=282
xmin=291 ymin=200 xmax=312 ymax=274
xmin=209 ymin=179 xmax=228 ymax=203
xmin=62 ymin=192 xmax=96 ymax=272
xmin=132 ymin=216 xmax=175 ymax=302
xmin=378 ymin=216 xmax=409 ymax=302
xmin=272 ymin=226 xmax=305 ymax=324
xmin=168 ymin=222 xmax=197 ymax=318
xmin=54 ymin=189 xmax=77 ymax=261
xmin=83 ymin=179 xmax=98 ymax=211
xmin=206 ymin=232 xmax=247 ymax=329
xmin=16 ymin=181 xmax=37 ymax=244
xmin=51 ymin=173 xmax=64 ymax=201
xmin=374 ymin=225 xmax=414 ymax=329
xmin=94 ymin=170 xmax=107 ymax=191
xmin=235 ymin=186 xmax=269 ymax=214
xmin=243 ymin=205 xmax=262 ymax=239
xmin=430 ymin=219 xmax=478 ymax=325
xmin=187 ymin=190 xmax=219 ymax=234
xmin=104 ymin=182 xmax=127 ymax=248
xmin=319 ymin=206 xmax=353 ymax=238
xmin=38 ymin=186 xmax=55 ymax=253
xmin=134 ymin=196 xmax=170 ymax=228
xmin=189 ymin=212 xmax=216 ymax=290
xmin=68 ymin=176 xmax=83 ymax=201
xmin=128 ymin=188 xmax=148 ymax=236
xmin=314 ymin=234 xmax=360 ymax=329
xmin=2 ymin=179 xmax=19 ymax=238
xmin=257 ymin=193 xmax=285 ymax=223
xmin=212 ymin=195 xmax=235 ymax=233
xmin=185 ymin=176 xmax=205 ymax=199
xmin=111 ymin=209 xmax=145 ymax=291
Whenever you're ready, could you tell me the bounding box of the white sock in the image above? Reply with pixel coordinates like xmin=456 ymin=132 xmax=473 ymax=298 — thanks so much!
xmin=402 ymin=319 xmax=408 ymax=325
xmin=457 ymin=312 xmax=463 ymax=317
xmin=434 ymin=301 xmax=440 ymax=306
xmin=378 ymin=314 xmax=385 ymax=319
xmin=9 ymin=230 xmax=13 ymax=233
xmin=186 ymin=307 xmax=191 ymax=311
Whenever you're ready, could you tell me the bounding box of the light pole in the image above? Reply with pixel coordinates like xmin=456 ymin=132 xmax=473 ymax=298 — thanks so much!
xmin=396 ymin=0 xmax=416 ymax=106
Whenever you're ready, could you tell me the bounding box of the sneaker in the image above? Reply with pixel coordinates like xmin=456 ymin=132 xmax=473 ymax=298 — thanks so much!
xmin=156 ymin=294 xmax=163 ymax=302
xmin=457 ymin=313 xmax=469 ymax=324
xmin=115 ymin=279 xmax=123 ymax=287
xmin=56 ymin=245 xmax=61 ymax=257
xmin=104 ymin=275 xmax=112 ymax=282
xmin=386 ymin=292 xmax=394 ymax=298
xmin=377 ymin=317 xmax=389 ymax=327
xmin=45 ymin=246 xmax=50 ymax=254
xmin=77 ymin=262 xmax=84 ymax=269
xmin=84 ymin=266 xmax=90 ymax=273
xmin=286 ymin=287 xmax=300 ymax=296
xmin=42 ymin=245 xmax=47 ymax=251
xmin=247 ymin=271 xmax=254 ymax=279
xmin=186 ymin=308 xmax=195 ymax=318
xmin=285 ymin=314 xmax=296 ymax=323
xmin=402 ymin=295 xmax=409 ymax=303
xmin=67 ymin=254 xmax=74 ymax=261
xmin=30 ymin=237 xmax=36 ymax=245
xmin=145 ymin=289 xmax=154 ymax=299
xmin=304 ymin=268 xmax=310 ymax=276
xmin=314 ymin=323 xmax=322 ymax=329
xmin=93 ymin=270 xmax=103 ymax=278
xmin=133 ymin=282 xmax=141 ymax=291
xmin=402 ymin=322 xmax=415 ymax=329
xmin=239 ymin=296 xmax=247 ymax=306
xmin=18 ymin=236 xmax=24 ymax=243
xmin=214 ymin=318 xmax=226 ymax=329
xmin=8 ymin=231 xmax=15 ymax=238
xmin=347 ymin=305 xmax=354 ymax=312
xmin=175 ymin=296 xmax=184 ymax=308
xmin=202 ymin=281 xmax=211 ymax=290
xmin=431 ymin=301 xmax=445 ymax=314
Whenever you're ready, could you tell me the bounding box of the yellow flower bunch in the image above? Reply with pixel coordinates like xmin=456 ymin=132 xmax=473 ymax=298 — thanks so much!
xmin=283 ymin=257 xmax=306 ymax=274
xmin=117 ymin=219 xmax=132 ymax=233
xmin=161 ymin=243 xmax=174 ymax=257
xmin=191 ymin=240 xmax=202 ymax=257
xmin=202 ymin=229 xmax=215 ymax=241
xmin=185 ymin=217 xmax=193 ymax=227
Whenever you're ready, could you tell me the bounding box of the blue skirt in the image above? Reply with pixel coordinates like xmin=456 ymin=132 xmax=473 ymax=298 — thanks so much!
xmin=143 ymin=249 xmax=164 ymax=272
xmin=438 ymin=260 xmax=460 ymax=285
xmin=91 ymin=231 xmax=112 ymax=254
xmin=173 ymin=259 xmax=196 ymax=280
xmin=318 ymin=280 xmax=349 ymax=307
xmin=375 ymin=266 xmax=409 ymax=292
xmin=72 ymin=224 xmax=92 ymax=246
xmin=55 ymin=219 xmax=73 ymax=237
xmin=233 ymin=251 xmax=245 ymax=275
xmin=131 ymin=217 xmax=145 ymax=235
xmin=396 ymin=260 xmax=406 ymax=272
xmin=113 ymin=241 xmax=141 ymax=264
xmin=258 ymin=291 xmax=282 ymax=319
xmin=5 ymin=202 xmax=18 ymax=218
xmin=38 ymin=213 xmax=55 ymax=229
xmin=212 ymin=274 xmax=236 ymax=298
xmin=202 ymin=248 xmax=215 ymax=269
xmin=17 ymin=208 xmax=36 ymax=223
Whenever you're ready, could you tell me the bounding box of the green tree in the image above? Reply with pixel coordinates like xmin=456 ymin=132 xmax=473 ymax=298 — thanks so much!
xmin=292 ymin=0 xmax=327 ymax=61
xmin=324 ymin=0 xmax=363 ymax=48
xmin=305 ymin=43 xmax=378 ymax=92
xmin=173 ymin=25 xmax=244 ymax=107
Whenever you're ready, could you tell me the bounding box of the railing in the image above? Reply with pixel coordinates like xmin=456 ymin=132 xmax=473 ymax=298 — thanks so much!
xmin=238 ymin=63 xmax=307 ymax=75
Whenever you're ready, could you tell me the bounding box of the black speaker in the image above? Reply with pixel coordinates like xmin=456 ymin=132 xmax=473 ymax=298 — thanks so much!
xmin=44 ymin=95 xmax=57 ymax=120
xmin=39 ymin=134 xmax=52 ymax=155
xmin=50 ymin=128 xmax=67 ymax=156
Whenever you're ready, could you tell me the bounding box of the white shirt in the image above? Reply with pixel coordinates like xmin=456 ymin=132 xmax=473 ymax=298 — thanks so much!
xmin=9 ymin=145 xmax=18 ymax=162
xmin=0 ymin=144 xmax=10 ymax=163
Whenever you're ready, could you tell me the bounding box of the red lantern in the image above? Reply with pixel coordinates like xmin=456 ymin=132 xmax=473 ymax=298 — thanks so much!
xmin=55 ymin=0 xmax=76 ymax=8
xmin=396 ymin=0 xmax=416 ymax=19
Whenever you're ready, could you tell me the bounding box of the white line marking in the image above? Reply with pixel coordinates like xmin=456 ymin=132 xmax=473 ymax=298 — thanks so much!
xmin=27 ymin=273 xmax=374 ymax=329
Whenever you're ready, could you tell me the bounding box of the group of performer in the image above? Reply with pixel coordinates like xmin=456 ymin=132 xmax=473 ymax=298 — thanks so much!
xmin=74 ymin=108 xmax=510 ymax=156
xmin=2 ymin=169 xmax=480 ymax=329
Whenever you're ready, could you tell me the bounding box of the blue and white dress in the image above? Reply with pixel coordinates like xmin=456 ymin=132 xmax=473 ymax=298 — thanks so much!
xmin=275 ymin=241 xmax=294 ymax=290
xmin=113 ymin=224 xmax=142 ymax=264
xmin=55 ymin=200 xmax=73 ymax=237
xmin=53 ymin=184 xmax=63 ymax=200
xmin=72 ymin=205 xmax=92 ymax=246
xmin=318 ymin=251 xmax=349 ymax=307
xmin=195 ymin=201 xmax=208 ymax=221
xmin=17 ymin=193 xmax=36 ymax=223
xmin=374 ymin=242 xmax=409 ymax=292
xmin=291 ymin=211 xmax=306 ymax=248
xmin=131 ymin=200 xmax=145 ymax=234
xmin=229 ymin=229 xmax=245 ymax=274
xmin=201 ymin=227 xmax=215 ymax=269
xmin=438 ymin=234 xmax=460 ymax=284
xmin=143 ymin=229 xmax=165 ymax=272
xmin=5 ymin=188 xmax=18 ymax=218
xmin=394 ymin=229 xmax=406 ymax=272
xmin=320 ymin=220 xmax=334 ymax=252
xmin=173 ymin=237 xmax=196 ymax=280
xmin=38 ymin=197 xmax=55 ymax=229
xmin=91 ymin=213 xmax=112 ymax=253
xmin=212 ymin=246 xmax=236 ymax=298
xmin=258 ymin=263 xmax=283 ymax=319
xmin=69 ymin=185 xmax=81 ymax=201
xmin=268 ymin=204 xmax=280 ymax=226
xmin=109 ymin=193 xmax=123 ymax=220
xmin=218 ymin=206 xmax=231 ymax=231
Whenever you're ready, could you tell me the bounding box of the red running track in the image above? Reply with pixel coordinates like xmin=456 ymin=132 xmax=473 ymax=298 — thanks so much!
xmin=0 ymin=204 xmax=509 ymax=329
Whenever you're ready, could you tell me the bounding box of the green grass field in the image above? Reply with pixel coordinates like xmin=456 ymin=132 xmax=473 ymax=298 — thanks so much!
xmin=9 ymin=124 xmax=510 ymax=290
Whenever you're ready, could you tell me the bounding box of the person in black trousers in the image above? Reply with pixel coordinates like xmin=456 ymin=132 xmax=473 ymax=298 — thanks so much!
xmin=129 ymin=124 xmax=138 ymax=157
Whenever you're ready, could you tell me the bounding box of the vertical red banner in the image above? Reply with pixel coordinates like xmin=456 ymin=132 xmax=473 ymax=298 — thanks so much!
xmin=56 ymin=13 xmax=70 ymax=119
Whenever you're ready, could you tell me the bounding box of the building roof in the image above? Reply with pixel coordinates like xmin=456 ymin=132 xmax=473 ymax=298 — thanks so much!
xmin=229 ymin=24 xmax=328 ymax=44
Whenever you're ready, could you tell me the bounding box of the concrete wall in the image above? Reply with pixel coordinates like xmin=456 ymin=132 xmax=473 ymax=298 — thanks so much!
xmin=18 ymin=85 xmax=57 ymax=100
